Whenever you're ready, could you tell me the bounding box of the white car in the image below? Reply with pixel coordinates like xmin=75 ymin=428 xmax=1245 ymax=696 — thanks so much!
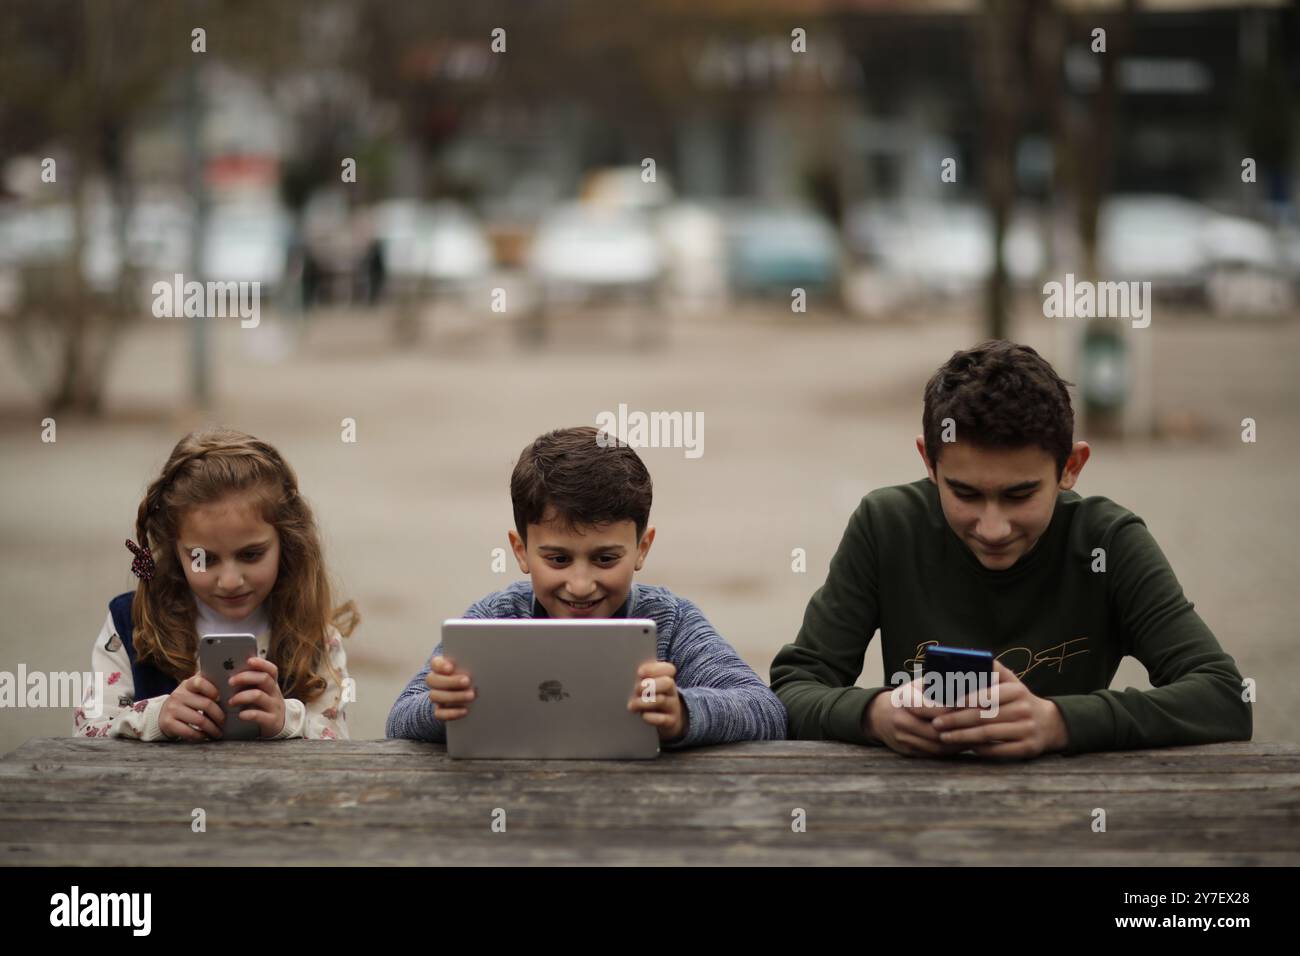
xmin=0 ymin=196 xmax=289 ymax=292
xmin=202 ymin=202 xmax=292 ymax=290
xmin=369 ymin=199 xmax=493 ymax=284
xmin=0 ymin=196 xmax=194 ymax=301
xmin=528 ymin=202 xmax=663 ymax=305
xmin=844 ymin=200 xmax=1044 ymax=296
xmin=1099 ymin=194 xmax=1293 ymax=314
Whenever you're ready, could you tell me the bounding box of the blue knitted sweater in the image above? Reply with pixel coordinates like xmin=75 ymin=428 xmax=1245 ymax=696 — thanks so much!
xmin=386 ymin=580 xmax=787 ymax=748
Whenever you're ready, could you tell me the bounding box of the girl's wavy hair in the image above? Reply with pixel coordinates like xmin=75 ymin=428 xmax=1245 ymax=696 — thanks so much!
xmin=131 ymin=427 xmax=358 ymax=702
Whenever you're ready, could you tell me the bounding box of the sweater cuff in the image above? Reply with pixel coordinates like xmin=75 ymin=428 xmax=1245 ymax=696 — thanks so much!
xmin=827 ymin=686 xmax=888 ymax=746
xmin=272 ymin=698 xmax=306 ymax=740
xmin=406 ymin=693 xmax=445 ymax=742
xmin=664 ymin=686 xmax=706 ymax=749
xmin=139 ymin=696 xmax=169 ymax=742
xmin=1049 ymin=693 xmax=1116 ymax=755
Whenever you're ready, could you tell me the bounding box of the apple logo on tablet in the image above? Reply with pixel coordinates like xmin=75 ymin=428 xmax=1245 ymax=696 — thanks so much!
xmin=538 ymin=680 xmax=570 ymax=702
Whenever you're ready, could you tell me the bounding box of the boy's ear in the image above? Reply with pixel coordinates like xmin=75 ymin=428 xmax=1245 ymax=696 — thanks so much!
xmin=634 ymin=526 xmax=655 ymax=571
xmin=507 ymin=529 xmax=530 ymax=573
xmin=1058 ymin=441 xmax=1091 ymax=491
xmin=915 ymin=435 xmax=937 ymax=482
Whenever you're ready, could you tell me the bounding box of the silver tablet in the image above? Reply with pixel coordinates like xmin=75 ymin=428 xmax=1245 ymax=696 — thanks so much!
xmin=441 ymin=618 xmax=660 ymax=759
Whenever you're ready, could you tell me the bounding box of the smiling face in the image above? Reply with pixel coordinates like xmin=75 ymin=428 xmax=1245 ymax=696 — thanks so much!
xmin=508 ymin=508 xmax=655 ymax=618
xmin=176 ymin=491 xmax=281 ymax=622
xmin=917 ymin=437 xmax=1090 ymax=571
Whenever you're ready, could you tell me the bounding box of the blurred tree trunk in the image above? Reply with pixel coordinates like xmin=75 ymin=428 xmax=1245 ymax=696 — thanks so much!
xmin=1 ymin=0 xmax=313 ymax=415
xmin=1036 ymin=0 xmax=1136 ymax=437
xmin=975 ymin=0 xmax=1031 ymax=342
xmin=1076 ymin=4 xmax=1132 ymax=282
xmin=52 ymin=0 xmax=99 ymax=414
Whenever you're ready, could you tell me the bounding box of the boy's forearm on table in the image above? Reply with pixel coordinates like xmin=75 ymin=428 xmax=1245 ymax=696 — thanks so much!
xmin=775 ymin=678 xmax=889 ymax=745
xmin=386 ymin=677 xmax=445 ymax=741
xmin=1048 ymin=671 xmax=1251 ymax=754
xmin=670 ymin=684 xmax=787 ymax=748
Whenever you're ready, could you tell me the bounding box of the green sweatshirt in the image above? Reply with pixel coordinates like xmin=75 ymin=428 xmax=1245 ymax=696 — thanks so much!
xmin=770 ymin=479 xmax=1252 ymax=754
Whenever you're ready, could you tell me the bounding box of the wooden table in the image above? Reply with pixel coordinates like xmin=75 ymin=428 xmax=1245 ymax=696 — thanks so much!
xmin=2 ymin=738 xmax=1297 ymax=865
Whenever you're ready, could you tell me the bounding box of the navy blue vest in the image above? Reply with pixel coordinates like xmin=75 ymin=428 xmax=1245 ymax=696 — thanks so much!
xmin=108 ymin=592 xmax=181 ymax=699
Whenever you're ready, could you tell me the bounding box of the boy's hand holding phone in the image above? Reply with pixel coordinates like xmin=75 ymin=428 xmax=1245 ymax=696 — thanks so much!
xmin=864 ymin=677 xmax=965 ymax=758
xmin=628 ymin=661 xmax=688 ymax=742
xmin=426 ymin=654 xmax=475 ymax=720
xmin=227 ymin=656 xmax=287 ymax=738
xmin=160 ymin=675 xmax=226 ymax=741
xmin=930 ymin=660 xmax=1069 ymax=758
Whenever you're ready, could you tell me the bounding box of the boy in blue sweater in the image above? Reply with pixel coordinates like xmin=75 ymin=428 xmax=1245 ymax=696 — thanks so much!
xmin=386 ymin=426 xmax=786 ymax=748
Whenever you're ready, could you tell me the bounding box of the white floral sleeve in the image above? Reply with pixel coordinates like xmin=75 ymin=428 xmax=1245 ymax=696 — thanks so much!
xmin=271 ymin=627 xmax=351 ymax=741
xmin=74 ymin=612 xmax=170 ymax=741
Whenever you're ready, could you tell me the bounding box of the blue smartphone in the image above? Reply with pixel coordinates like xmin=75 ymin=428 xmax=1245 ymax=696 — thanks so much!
xmin=922 ymin=645 xmax=994 ymax=707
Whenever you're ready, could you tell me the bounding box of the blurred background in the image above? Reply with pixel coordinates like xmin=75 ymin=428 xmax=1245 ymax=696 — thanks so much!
xmin=1 ymin=0 xmax=1297 ymax=752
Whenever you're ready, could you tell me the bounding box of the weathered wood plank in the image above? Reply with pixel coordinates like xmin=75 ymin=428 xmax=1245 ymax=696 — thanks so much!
xmin=5 ymin=738 xmax=1297 ymax=776
xmin=2 ymin=774 xmax=1296 ymax=835
xmin=2 ymin=822 xmax=1297 ymax=867
xmin=6 ymin=737 xmax=1297 ymax=763
xmin=2 ymin=738 xmax=1295 ymax=866
xmin=3 ymin=764 xmax=1299 ymax=800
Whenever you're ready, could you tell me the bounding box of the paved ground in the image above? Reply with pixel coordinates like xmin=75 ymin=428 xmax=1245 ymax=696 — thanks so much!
xmin=1 ymin=298 xmax=1297 ymax=753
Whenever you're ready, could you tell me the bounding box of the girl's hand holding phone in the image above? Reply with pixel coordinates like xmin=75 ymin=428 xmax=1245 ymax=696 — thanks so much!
xmin=227 ymin=657 xmax=287 ymax=738
xmin=160 ymin=675 xmax=226 ymax=741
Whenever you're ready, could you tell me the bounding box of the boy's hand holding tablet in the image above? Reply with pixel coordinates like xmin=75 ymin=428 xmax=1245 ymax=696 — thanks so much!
xmin=425 ymin=654 xmax=475 ymax=721
xmin=627 ymin=660 xmax=688 ymax=742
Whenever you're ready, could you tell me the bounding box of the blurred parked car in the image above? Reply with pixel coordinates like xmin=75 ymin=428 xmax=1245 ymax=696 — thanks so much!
xmin=204 ymin=201 xmax=292 ymax=290
xmin=843 ymin=200 xmax=1044 ymax=299
xmin=1099 ymin=194 xmax=1293 ymax=315
xmin=528 ymin=201 xmax=663 ymax=308
xmin=0 ymin=197 xmax=190 ymax=295
xmin=725 ymin=204 xmax=841 ymax=296
xmin=0 ymin=195 xmax=291 ymax=299
xmin=369 ymin=199 xmax=493 ymax=291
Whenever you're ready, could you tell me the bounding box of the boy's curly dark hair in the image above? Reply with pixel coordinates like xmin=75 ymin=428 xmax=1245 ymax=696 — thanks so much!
xmin=511 ymin=426 xmax=653 ymax=543
xmin=922 ymin=340 xmax=1075 ymax=477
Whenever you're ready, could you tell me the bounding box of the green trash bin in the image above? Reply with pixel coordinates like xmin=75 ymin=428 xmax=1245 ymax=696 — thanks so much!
xmin=1081 ymin=324 xmax=1128 ymax=416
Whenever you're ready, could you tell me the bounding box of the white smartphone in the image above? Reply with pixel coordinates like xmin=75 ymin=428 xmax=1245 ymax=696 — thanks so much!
xmin=197 ymin=633 xmax=261 ymax=741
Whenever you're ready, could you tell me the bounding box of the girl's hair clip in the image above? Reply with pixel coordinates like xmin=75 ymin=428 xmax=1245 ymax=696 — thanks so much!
xmin=125 ymin=538 xmax=156 ymax=581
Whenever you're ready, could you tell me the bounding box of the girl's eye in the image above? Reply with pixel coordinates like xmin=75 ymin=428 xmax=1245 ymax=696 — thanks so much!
xmin=240 ymin=551 xmax=265 ymax=562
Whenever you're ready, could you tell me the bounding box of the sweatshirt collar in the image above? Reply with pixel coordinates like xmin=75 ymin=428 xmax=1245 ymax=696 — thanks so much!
xmin=194 ymin=593 xmax=271 ymax=637
xmin=530 ymin=587 xmax=635 ymax=619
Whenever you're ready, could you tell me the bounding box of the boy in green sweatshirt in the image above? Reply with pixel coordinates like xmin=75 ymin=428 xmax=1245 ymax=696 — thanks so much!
xmin=770 ymin=339 xmax=1252 ymax=758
